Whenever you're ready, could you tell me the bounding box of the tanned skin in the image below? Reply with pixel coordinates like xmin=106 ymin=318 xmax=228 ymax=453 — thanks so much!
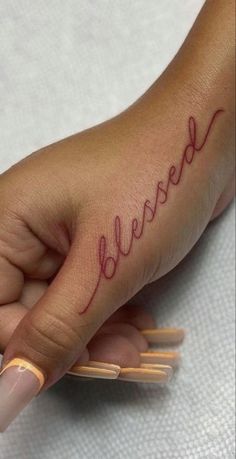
xmin=0 ymin=0 xmax=234 ymax=394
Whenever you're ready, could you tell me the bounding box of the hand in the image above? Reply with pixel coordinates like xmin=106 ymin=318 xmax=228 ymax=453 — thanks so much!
xmin=0 ymin=278 xmax=157 ymax=368
xmin=0 ymin=0 xmax=234 ymax=431
xmin=2 ymin=279 xmax=182 ymax=378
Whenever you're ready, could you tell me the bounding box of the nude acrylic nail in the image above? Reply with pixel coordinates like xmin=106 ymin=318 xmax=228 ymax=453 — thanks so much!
xmin=67 ymin=361 xmax=120 ymax=379
xmin=118 ymin=368 xmax=169 ymax=383
xmin=0 ymin=358 xmax=45 ymax=432
xmin=141 ymin=328 xmax=185 ymax=345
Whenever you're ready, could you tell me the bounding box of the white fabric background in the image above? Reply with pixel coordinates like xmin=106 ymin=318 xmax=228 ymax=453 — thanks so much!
xmin=0 ymin=1 xmax=235 ymax=458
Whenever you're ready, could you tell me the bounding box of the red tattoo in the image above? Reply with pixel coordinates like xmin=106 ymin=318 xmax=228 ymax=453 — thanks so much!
xmin=79 ymin=109 xmax=224 ymax=314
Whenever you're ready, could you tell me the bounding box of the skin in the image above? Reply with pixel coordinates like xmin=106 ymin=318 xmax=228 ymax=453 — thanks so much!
xmin=0 ymin=0 xmax=235 ymax=390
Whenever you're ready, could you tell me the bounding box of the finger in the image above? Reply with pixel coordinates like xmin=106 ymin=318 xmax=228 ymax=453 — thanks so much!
xmin=20 ymin=280 xmax=48 ymax=309
xmin=0 ymin=280 xmax=47 ymax=352
xmin=22 ymin=284 xmax=156 ymax=337
xmin=0 ymin=257 xmax=23 ymax=304
xmin=2 ymin=281 xmax=144 ymax=372
xmin=0 ymin=301 xmax=91 ymax=366
xmin=27 ymin=249 xmax=64 ymax=280
xmin=87 ymin=333 xmax=140 ymax=367
xmin=98 ymin=322 xmax=148 ymax=352
xmin=0 ymin=205 xmax=153 ymax=430
xmin=0 ymin=279 xmax=49 ymax=354
xmin=0 ymin=303 xmax=27 ymax=352
xmin=20 ymin=281 xmax=93 ymax=379
xmin=0 ymin=212 xmax=64 ymax=305
xmin=21 ymin=283 xmax=152 ymax=359
xmin=0 ymin=215 xmax=150 ymax=433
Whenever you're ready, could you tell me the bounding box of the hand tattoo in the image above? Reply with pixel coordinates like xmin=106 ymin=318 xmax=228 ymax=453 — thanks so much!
xmin=80 ymin=109 xmax=224 ymax=314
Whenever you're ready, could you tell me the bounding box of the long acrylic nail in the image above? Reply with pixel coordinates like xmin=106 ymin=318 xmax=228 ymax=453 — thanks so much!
xmin=140 ymin=351 xmax=180 ymax=367
xmin=0 ymin=358 xmax=45 ymax=432
xmin=67 ymin=361 xmax=120 ymax=379
xmin=118 ymin=368 xmax=169 ymax=383
xmin=140 ymin=363 xmax=173 ymax=378
xmin=141 ymin=328 xmax=185 ymax=344
xmin=86 ymin=361 xmax=120 ymax=374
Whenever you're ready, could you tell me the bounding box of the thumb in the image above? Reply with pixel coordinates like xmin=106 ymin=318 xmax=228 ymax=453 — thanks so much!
xmin=0 ymin=226 xmax=139 ymax=431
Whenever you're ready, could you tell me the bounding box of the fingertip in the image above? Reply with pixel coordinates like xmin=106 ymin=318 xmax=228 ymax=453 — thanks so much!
xmin=88 ymin=333 xmax=140 ymax=368
xmin=99 ymin=322 xmax=148 ymax=352
xmin=20 ymin=280 xmax=48 ymax=308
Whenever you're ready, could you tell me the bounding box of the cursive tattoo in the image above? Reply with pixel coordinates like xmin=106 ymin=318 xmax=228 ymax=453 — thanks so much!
xmin=79 ymin=109 xmax=224 ymax=314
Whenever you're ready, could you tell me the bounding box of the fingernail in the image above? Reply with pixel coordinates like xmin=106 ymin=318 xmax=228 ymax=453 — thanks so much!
xmin=67 ymin=361 xmax=120 ymax=379
xmin=141 ymin=328 xmax=185 ymax=344
xmin=118 ymin=368 xmax=169 ymax=383
xmin=86 ymin=361 xmax=120 ymax=375
xmin=0 ymin=358 xmax=45 ymax=432
xmin=140 ymin=363 xmax=173 ymax=378
xmin=140 ymin=351 xmax=180 ymax=367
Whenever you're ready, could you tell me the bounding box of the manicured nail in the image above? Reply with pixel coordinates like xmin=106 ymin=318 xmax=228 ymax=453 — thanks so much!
xmin=0 ymin=358 xmax=45 ymax=432
xmin=141 ymin=328 xmax=185 ymax=344
xmin=140 ymin=351 xmax=180 ymax=367
xmin=67 ymin=361 xmax=120 ymax=379
xmin=140 ymin=363 xmax=173 ymax=378
xmin=118 ymin=368 xmax=169 ymax=383
xmin=86 ymin=361 xmax=120 ymax=375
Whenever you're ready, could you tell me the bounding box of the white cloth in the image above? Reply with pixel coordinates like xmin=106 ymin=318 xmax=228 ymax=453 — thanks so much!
xmin=0 ymin=1 xmax=235 ymax=458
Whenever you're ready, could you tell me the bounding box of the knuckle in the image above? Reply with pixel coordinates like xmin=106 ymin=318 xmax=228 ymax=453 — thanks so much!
xmin=20 ymin=309 xmax=85 ymax=370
